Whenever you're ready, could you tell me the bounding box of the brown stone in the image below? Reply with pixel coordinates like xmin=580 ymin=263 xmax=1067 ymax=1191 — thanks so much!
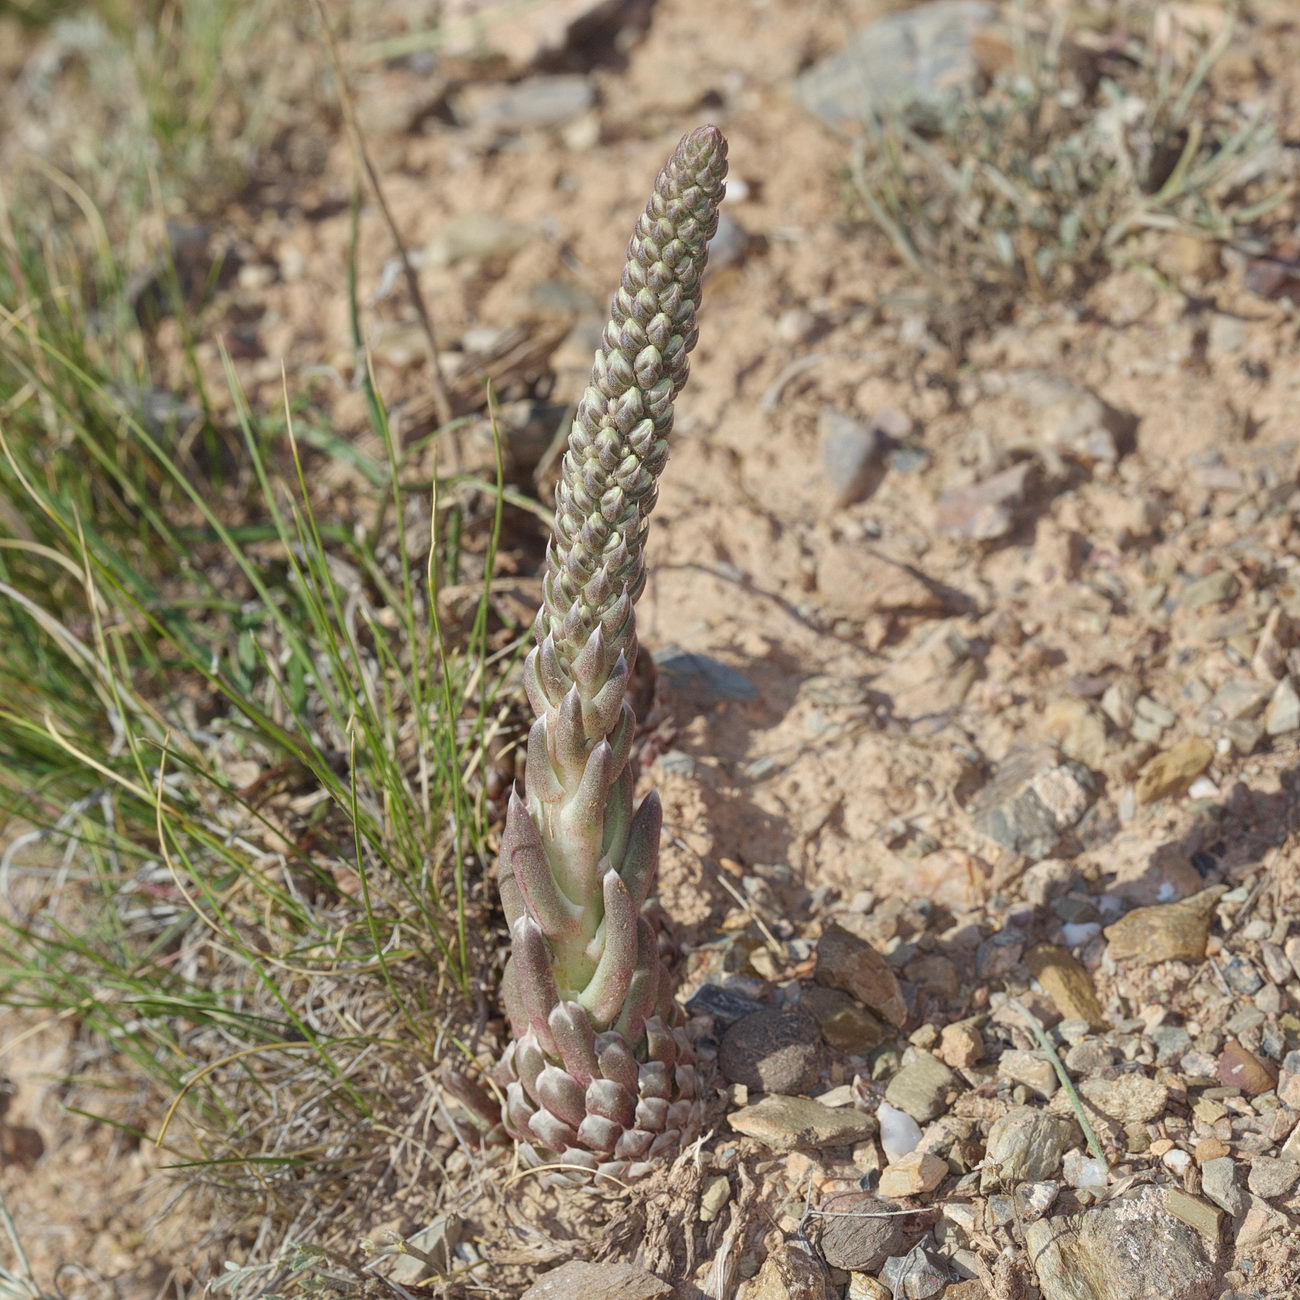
xmin=817 ymin=1194 xmax=905 ymax=1271
xmin=1164 ymin=1189 xmax=1222 ymax=1241
xmin=1134 ymin=737 xmax=1214 ymax=804
xmin=877 ymin=1151 xmax=948 ymax=1198
xmin=718 ymin=1008 xmax=827 ymax=1095
xmin=800 ymin=985 xmax=889 ymax=1053
xmin=1218 ymin=1039 xmax=1277 ymax=1096
xmin=1025 ymin=944 xmax=1108 ymax=1029
xmin=937 ymin=1022 xmax=984 ymax=1069
xmin=1105 ymin=887 xmax=1226 ymax=964
xmin=816 ymin=917 xmax=908 ymax=1027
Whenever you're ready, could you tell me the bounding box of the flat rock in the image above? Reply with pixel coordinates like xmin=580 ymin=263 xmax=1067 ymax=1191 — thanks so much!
xmin=453 ymin=74 xmax=595 ymax=134
xmin=685 ymin=984 xmax=767 ymax=1028
xmin=1026 ymin=944 xmax=1108 ymax=1029
xmin=795 ymin=0 xmax=996 ymax=128
xmin=982 ymin=1108 xmax=1077 ymax=1187
xmin=1179 ymin=569 xmax=1239 ymax=611
xmin=1075 ymin=1075 xmax=1169 ymax=1125
xmin=654 ymin=646 xmax=757 ymax=705
xmin=728 ymin=1094 xmax=879 ymax=1151
xmin=1023 ymin=1186 xmax=1217 ymax=1300
xmin=935 ymin=460 xmax=1037 ymax=540
xmin=998 ymin=1049 xmax=1058 ymax=1099
xmin=817 ymin=1194 xmax=905 ymax=1270
xmin=426 ymin=213 xmax=532 ymax=268
xmin=1277 ymin=1051 xmax=1300 ymax=1107
xmin=880 ymin=1244 xmax=951 ymax=1300
xmin=719 ymin=1008 xmax=826 ymax=1095
xmin=800 ymin=985 xmax=889 ymax=1052
xmin=884 ymin=1052 xmax=960 ymax=1122
xmin=1265 ymin=676 xmax=1300 ymax=735
xmin=814 ymin=545 xmax=951 ymax=621
xmin=877 ymin=1151 xmax=948 ymax=1198
xmin=389 ymin=1215 xmax=460 ymax=1282
xmin=1246 ymin=1155 xmax=1300 ymax=1199
xmin=969 ymin=745 xmax=1098 ymax=859
xmin=816 ymin=917 xmax=908 ymax=1026
xmin=520 ymin=1260 xmax=676 ymax=1299
xmin=1042 ymin=697 xmax=1109 ymax=769
xmin=699 ymin=1174 xmax=730 ymax=1223
xmin=1199 ymin=1157 xmax=1246 ymax=1217
xmin=1164 ymin=1189 xmax=1221 ymax=1241
xmin=1135 ymin=737 xmax=1214 ymax=804
xmin=1105 ymin=887 xmax=1225 ymax=963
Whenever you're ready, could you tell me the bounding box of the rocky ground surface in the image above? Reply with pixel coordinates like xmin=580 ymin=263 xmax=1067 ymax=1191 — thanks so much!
xmin=5 ymin=0 xmax=1300 ymax=1297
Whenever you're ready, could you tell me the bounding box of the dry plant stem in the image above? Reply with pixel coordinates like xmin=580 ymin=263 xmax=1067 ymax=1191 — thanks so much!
xmin=493 ymin=126 xmax=727 ymax=1181
xmin=1011 ymin=997 xmax=1109 ymax=1170
xmin=310 ymin=0 xmax=454 ymax=432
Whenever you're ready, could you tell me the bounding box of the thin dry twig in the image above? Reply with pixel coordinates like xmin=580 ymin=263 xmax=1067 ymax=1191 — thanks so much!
xmin=310 ymin=0 xmax=455 ymax=434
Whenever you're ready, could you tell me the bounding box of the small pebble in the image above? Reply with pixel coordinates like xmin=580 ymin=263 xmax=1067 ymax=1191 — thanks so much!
xmin=997 ymin=1049 xmax=1058 ymax=1099
xmin=1219 ymin=1039 xmax=1278 ymax=1096
xmin=1061 ymin=921 xmax=1101 ymax=947
xmin=1062 ymin=1150 xmax=1108 ymax=1189
xmin=877 ymin=1102 xmax=923 ymax=1162
xmin=878 ymin=1150 xmax=948 ymax=1198
xmin=937 ymin=1022 xmax=983 ymax=1069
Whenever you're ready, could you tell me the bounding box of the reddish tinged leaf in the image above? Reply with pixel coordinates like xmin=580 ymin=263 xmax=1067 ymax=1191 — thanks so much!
xmin=580 ymin=869 xmax=639 ymax=1024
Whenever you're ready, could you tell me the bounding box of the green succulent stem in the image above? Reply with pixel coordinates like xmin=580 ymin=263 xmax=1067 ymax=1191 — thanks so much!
xmin=494 ymin=125 xmax=728 ymax=1179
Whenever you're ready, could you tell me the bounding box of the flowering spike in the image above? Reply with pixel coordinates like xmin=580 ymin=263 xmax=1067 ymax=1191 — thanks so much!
xmin=492 ymin=126 xmax=727 ymax=1180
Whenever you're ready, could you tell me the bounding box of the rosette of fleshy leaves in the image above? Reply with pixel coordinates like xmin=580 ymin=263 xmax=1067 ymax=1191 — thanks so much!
xmin=491 ymin=125 xmax=727 ymax=1181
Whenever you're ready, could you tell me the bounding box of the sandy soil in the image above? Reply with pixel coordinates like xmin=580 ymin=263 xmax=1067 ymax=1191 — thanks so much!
xmin=5 ymin=0 xmax=1300 ymax=1296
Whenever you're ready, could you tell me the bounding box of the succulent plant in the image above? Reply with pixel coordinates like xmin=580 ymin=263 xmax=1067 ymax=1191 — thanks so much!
xmin=492 ymin=125 xmax=728 ymax=1181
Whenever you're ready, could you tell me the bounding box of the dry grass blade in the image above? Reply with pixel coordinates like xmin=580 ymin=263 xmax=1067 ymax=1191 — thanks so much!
xmin=309 ymin=0 xmax=455 ymax=433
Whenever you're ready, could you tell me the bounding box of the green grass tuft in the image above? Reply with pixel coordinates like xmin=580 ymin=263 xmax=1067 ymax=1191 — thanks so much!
xmin=0 ymin=154 xmax=521 ymax=1283
xmin=850 ymin=6 xmax=1292 ymax=350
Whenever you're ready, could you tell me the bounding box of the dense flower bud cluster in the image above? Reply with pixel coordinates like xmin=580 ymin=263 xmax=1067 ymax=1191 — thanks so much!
xmin=493 ymin=126 xmax=727 ymax=1180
